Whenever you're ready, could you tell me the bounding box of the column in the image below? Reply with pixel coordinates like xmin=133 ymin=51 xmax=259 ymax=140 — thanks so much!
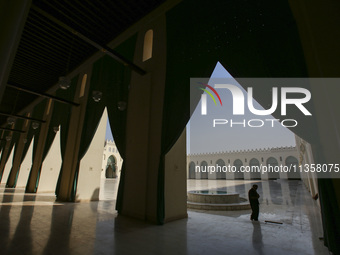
xmin=25 ymin=100 xmax=54 ymax=193
xmin=119 ymin=14 xmax=187 ymax=223
xmin=55 ymin=70 xmax=92 ymax=201
xmin=6 ymin=115 xmax=32 ymax=187
xmin=289 ymin=2 xmax=340 ymax=254
xmin=164 ymin=130 xmax=188 ymax=222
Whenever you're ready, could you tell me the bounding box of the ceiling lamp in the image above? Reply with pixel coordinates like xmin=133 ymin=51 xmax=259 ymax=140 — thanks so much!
xmin=92 ymin=91 xmax=102 ymax=102
xmin=53 ymin=126 xmax=59 ymax=133
xmin=32 ymin=122 xmax=39 ymax=130
xmin=117 ymin=101 xmax=127 ymax=111
xmin=58 ymin=76 xmax=71 ymax=90
xmin=7 ymin=117 xmax=16 ymax=125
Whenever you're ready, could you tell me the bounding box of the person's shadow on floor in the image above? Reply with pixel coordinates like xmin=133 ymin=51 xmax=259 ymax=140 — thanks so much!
xmin=252 ymin=221 xmax=264 ymax=255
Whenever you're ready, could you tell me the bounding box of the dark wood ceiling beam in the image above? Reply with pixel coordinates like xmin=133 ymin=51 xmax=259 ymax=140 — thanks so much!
xmin=42 ymin=1 xmax=107 ymax=43
xmin=11 ymin=62 xmax=63 ymax=79
xmin=6 ymin=82 xmax=80 ymax=107
xmin=15 ymin=48 xmax=69 ymax=68
xmin=9 ymin=70 xmax=52 ymax=85
xmin=102 ymin=0 xmax=136 ymax=24
xmin=66 ymin=1 xmax=109 ymax=32
xmin=0 ymin=127 xmax=25 ymax=133
xmin=20 ymin=36 xmax=73 ymax=63
xmin=31 ymin=5 xmax=146 ymax=75
xmin=0 ymin=112 xmax=46 ymax=123
xmin=30 ymin=10 xmax=91 ymax=51
xmin=25 ymin=21 xmax=86 ymax=55
xmin=14 ymin=50 xmax=69 ymax=70
xmin=9 ymin=73 xmax=50 ymax=87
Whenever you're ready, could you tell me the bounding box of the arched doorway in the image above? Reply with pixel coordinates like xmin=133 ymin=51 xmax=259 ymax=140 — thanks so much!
xmin=216 ymin=159 xmax=226 ymax=179
xmin=249 ymin=158 xmax=261 ymax=180
xmin=200 ymin=161 xmax=208 ymax=179
xmin=233 ymin=159 xmax=244 ymax=179
xmin=188 ymin=161 xmax=196 ymax=179
xmin=105 ymin=155 xmax=117 ymax=178
xmin=285 ymin=156 xmax=300 ymax=179
xmin=266 ymin=157 xmax=280 ymax=179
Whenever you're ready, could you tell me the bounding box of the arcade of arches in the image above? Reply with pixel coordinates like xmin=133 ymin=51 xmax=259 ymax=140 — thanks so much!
xmin=188 ymin=146 xmax=300 ymax=180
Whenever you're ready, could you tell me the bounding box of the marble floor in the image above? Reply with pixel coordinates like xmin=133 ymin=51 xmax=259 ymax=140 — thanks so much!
xmin=0 ymin=179 xmax=330 ymax=255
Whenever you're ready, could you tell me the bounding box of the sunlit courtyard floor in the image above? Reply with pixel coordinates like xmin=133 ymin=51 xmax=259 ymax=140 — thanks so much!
xmin=0 ymin=179 xmax=330 ymax=255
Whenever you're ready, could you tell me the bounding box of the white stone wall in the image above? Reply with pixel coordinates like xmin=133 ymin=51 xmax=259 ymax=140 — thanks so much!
xmin=187 ymin=146 xmax=299 ymax=180
xmin=16 ymin=138 xmax=34 ymax=188
xmin=38 ymin=129 xmax=62 ymax=192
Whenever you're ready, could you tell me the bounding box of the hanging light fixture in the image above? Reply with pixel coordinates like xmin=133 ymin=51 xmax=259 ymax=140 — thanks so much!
xmin=23 ymin=138 xmax=27 ymax=144
xmin=7 ymin=117 xmax=16 ymax=125
xmin=92 ymin=91 xmax=102 ymax=102
xmin=117 ymin=101 xmax=127 ymax=111
xmin=58 ymin=76 xmax=71 ymax=90
xmin=53 ymin=126 xmax=59 ymax=133
xmin=32 ymin=122 xmax=39 ymax=130
xmin=6 ymin=136 xmax=11 ymax=141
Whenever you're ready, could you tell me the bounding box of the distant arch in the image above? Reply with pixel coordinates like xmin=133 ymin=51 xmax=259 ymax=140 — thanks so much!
xmin=200 ymin=161 xmax=208 ymax=179
xmin=189 ymin=161 xmax=196 ymax=179
xmin=285 ymin=156 xmax=300 ymax=179
xmin=266 ymin=157 xmax=279 ymax=179
xmin=216 ymin=159 xmax=226 ymax=179
xmin=106 ymin=155 xmax=117 ymax=178
xmin=233 ymin=159 xmax=244 ymax=179
xmin=249 ymin=158 xmax=261 ymax=179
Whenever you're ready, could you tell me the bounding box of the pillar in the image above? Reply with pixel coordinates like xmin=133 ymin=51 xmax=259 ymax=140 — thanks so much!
xmin=289 ymin=0 xmax=340 ymax=194
xmin=119 ymin=14 xmax=187 ymax=223
xmin=6 ymin=116 xmax=31 ymax=187
xmin=164 ymin=130 xmax=187 ymax=222
xmin=289 ymin=1 xmax=340 ymax=253
xmin=25 ymin=100 xmax=54 ymax=193
xmin=55 ymin=69 xmax=92 ymax=201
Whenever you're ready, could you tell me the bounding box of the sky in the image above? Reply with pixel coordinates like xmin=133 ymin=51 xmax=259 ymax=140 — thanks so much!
xmin=105 ymin=120 xmax=114 ymax=141
xmin=105 ymin=62 xmax=296 ymax=154
xmin=187 ymin=62 xmax=296 ymax=154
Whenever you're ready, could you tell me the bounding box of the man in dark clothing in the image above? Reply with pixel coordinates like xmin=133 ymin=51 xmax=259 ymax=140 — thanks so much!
xmin=248 ymin=184 xmax=260 ymax=221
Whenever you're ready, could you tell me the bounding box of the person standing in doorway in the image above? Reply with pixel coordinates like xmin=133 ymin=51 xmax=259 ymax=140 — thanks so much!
xmin=248 ymin=184 xmax=260 ymax=221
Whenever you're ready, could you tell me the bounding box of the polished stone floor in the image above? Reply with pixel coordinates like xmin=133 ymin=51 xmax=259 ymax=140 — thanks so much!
xmin=0 ymin=179 xmax=330 ymax=255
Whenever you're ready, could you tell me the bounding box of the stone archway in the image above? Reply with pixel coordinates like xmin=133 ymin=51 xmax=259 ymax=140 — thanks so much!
xmin=216 ymin=159 xmax=226 ymax=179
xmin=266 ymin=157 xmax=280 ymax=179
xmin=233 ymin=159 xmax=244 ymax=179
xmin=249 ymin=158 xmax=261 ymax=180
xmin=285 ymin=156 xmax=300 ymax=179
xmin=105 ymin=155 xmax=117 ymax=178
xmin=188 ymin=161 xmax=196 ymax=179
xmin=200 ymin=161 xmax=208 ymax=179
